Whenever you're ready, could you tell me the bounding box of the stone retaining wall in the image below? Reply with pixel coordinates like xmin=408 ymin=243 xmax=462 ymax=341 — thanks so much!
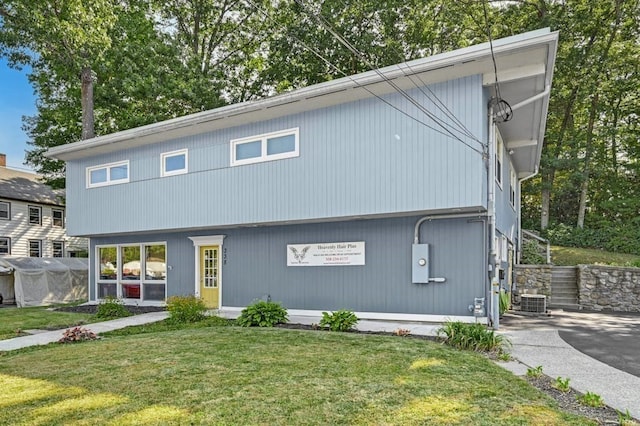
xmin=514 ymin=264 xmax=640 ymax=312
xmin=577 ymin=265 xmax=640 ymax=312
xmin=514 ymin=264 xmax=552 ymax=296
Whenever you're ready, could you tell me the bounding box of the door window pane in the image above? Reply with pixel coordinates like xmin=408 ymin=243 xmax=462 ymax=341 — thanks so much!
xmin=143 ymin=284 xmax=166 ymax=301
xmin=98 ymin=283 xmax=117 ymax=298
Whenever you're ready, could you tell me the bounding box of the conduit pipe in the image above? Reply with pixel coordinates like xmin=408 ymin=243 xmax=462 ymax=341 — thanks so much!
xmin=506 ymin=85 xmax=551 ymax=113
xmin=488 ymin=104 xmax=500 ymax=330
xmin=413 ymin=212 xmax=487 ymax=244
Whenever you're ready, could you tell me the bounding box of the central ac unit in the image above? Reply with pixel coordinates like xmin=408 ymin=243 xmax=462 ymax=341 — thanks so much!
xmin=520 ymin=294 xmax=546 ymax=314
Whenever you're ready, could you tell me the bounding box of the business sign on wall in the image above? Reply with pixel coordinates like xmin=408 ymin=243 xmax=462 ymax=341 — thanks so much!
xmin=287 ymin=241 xmax=365 ymax=266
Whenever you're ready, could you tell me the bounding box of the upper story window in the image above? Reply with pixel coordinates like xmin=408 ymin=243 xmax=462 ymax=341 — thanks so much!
xmin=52 ymin=208 xmax=64 ymax=227
xmin=495 ymin=133 xmax=503 ymax=187
xmin=161 ymin=149 xmax=188 ymax=177
xmin=0 ymin=201 xmax=10 ymax=220
xmin=510 ymin=169 xmax=517 ymax=207
xmin=0 ymin=237 xmax=10 ymax=255
xmin=231 ymin=128 xmax=299 ymax=166
xmin=28 ymin=205 xmax=42 ymax=225
xmin=87 ymin=160 xmax=129 ymax=188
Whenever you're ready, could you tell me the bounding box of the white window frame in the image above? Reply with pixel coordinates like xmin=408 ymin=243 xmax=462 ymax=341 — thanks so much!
xmin=52 ymin=208 xmax=65 ymax=227
xmin=29 ymin=239 xmax=42 ymax=257
xmin=95 ymin=242 xmax=167 ymax=302
xmin=53 ymin=240 xmax=65 ymax=257
xmin=161 ymin=149 xmax=188 ymax=177
xmin=86 ymin=160 xmax=130 ymax=188
xmin=230 ymin=127 xmax=299 ymax=166
xmin=495 ymin=132 xmax=503 ymax=188
xmin=28 ymin=205 xmax=42 ymax=225
xmin=0 ymin=201 xmax=10 ymax=220
xmin=509 ymin=168 xmax=517 ymax=209
xmin=0 ymin=237 xmax=10 ymax=255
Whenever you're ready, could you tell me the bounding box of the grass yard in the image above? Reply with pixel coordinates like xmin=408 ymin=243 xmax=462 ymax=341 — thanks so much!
xmin=552 ymin=245 xmax=640 ymax=266
xmin=0 ymin=306 xmax=95 ymax=340
xmin=0 ymin=325 xmax=595 ymax=425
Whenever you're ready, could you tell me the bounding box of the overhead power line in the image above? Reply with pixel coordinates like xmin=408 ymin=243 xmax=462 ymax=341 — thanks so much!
xmin=242 ymin=0 xmax=485 ymax=156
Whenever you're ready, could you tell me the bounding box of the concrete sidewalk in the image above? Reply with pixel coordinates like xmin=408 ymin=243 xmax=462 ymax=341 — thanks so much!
xmin=0 ymin=311 xmax=169 ymax=351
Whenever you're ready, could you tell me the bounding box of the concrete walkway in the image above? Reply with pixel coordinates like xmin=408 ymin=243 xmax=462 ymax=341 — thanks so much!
xmin=0 ymin=311 xmax=169 ymax=351
xmin=1 ymin=309 xmax=638 ymax=420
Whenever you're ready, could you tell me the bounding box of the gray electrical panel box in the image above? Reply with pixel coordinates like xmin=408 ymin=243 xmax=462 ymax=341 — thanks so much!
xmin=412 ymin=243 xmax=430 ymax=283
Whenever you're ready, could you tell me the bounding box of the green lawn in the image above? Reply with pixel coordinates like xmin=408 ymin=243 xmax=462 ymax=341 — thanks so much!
xmin=0 ymin=306 xmax=95 ymax=340
xmin=0 ymin=324 xmax=594 ymax=425
xmin=552 ymin=245 xmax=640 ymax=266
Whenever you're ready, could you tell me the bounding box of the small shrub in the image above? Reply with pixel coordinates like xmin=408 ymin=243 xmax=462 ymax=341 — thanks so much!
xmin=520 ymin=240 xmax=546 ymax=264
xmin=499 ymin=289 xmax=510 ymax=316
xmin=166 ymin=295 xmax=207 ymax=324
xmin=578 ymin=391 xmax=604 ymax=407
xmin=95 ymin=297 xmax=131 ymax=319
xmin=237 ymin=300 xmax=288 ymax=327
xmin=553 ymin=376 xmax=570 ymax=392
xmin=496 ymin=349 xmax=511 ymax=361
xmin=437 ymin=321 xmax=510 ymax=353
xmin=319 ymin=310 xmax=359 ymax=332
xmin=526 ymin=365 xmax=544 ymax=378
xmin=58 ymin=327 xmax=98 ymax=343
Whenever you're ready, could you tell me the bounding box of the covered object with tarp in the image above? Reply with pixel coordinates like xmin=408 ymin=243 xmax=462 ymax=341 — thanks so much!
xmin=0 ymin=257 xmax=88 ymax=307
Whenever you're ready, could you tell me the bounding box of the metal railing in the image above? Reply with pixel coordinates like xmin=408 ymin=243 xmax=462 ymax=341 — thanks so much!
xmin=522 ymin=229 xmax=551 ymax=264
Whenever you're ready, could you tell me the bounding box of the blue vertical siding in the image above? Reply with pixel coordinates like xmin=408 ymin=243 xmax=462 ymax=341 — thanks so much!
xmin=67 ymin=75 xmax=487 ymax=236
xmin=89 ymin=215 xmax=488 ymax=316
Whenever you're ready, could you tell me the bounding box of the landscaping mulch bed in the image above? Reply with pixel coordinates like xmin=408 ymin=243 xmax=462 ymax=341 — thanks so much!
xmin=525 ymin=375 xmax=630 ymax=425
xmin=55 ymin=304 xmax=166 ymax=315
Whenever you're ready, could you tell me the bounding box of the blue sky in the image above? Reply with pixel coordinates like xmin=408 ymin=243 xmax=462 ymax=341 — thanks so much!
xmin=0 ymin=57 xmax=37 ymax=171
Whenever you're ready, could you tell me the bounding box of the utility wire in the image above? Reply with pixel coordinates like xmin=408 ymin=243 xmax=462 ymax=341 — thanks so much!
xmin=292 ymin=0 xmax=485 ymax=151
xmin=482 ymin=0 xmax=513 ymax=123
xmin=243 ymin=0 xmax=485 ymax=155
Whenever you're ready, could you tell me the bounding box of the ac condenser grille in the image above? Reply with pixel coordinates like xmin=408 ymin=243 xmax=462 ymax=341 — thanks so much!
xmin=521 ymin=294 xmax=546 ymax=313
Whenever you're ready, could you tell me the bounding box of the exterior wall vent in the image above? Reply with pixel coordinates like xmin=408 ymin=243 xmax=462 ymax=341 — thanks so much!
xmin=520 ymin=294 xmax=546 ymax=314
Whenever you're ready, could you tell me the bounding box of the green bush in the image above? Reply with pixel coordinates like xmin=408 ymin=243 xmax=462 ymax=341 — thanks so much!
xmin=542 ymin=222 xmax=640 ymax=255
xmin=166 ymin=295 xmax=207 ymax=324
xmin=319 ymin=310 xmax=359 ymax=332
xmin=520 ymin=240 xmax=546 ymax=265
xmin=237 ymin=300 xmax=288 ymax=327
xmin=95 ymin=297 xmax=131 ymax=319
xmin=437 ymin=321 xmax=510 ymax=353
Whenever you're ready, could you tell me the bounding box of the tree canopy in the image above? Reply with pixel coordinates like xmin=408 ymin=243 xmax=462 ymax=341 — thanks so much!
xmin=1 ymin=0 xmax=639 ymax=252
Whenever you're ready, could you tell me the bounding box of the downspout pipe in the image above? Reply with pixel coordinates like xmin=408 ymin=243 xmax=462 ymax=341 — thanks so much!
xmin=488 ymin=104 xmax=499 ymax=330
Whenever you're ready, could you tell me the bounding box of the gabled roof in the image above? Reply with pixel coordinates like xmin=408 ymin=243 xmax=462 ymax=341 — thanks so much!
xmin=0 ymin=166 xmax=64 ymax=206
xmin=47 ymin=28 xmax=558 ymax=177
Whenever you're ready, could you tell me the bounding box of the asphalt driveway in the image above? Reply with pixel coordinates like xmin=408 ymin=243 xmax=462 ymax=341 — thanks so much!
xmin=501 ymin=309 xmax=640 ymax=378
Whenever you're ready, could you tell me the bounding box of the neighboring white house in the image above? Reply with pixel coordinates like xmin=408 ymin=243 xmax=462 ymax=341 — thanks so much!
xmin=0 ymin=154 xmax=87 ymax=257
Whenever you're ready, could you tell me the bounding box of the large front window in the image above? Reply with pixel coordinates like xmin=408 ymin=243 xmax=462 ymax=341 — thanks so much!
xmin=96 ymin=242 xmax=166 ymax=301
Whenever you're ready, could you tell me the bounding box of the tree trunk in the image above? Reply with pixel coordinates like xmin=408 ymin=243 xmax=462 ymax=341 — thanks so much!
xmin=577 ymin=93 xmax=599 ymax=228
xmin=80 ymin=66 xmax=95 ymax=140
xmin=541 ymin=184 xmax=551 ymax=229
